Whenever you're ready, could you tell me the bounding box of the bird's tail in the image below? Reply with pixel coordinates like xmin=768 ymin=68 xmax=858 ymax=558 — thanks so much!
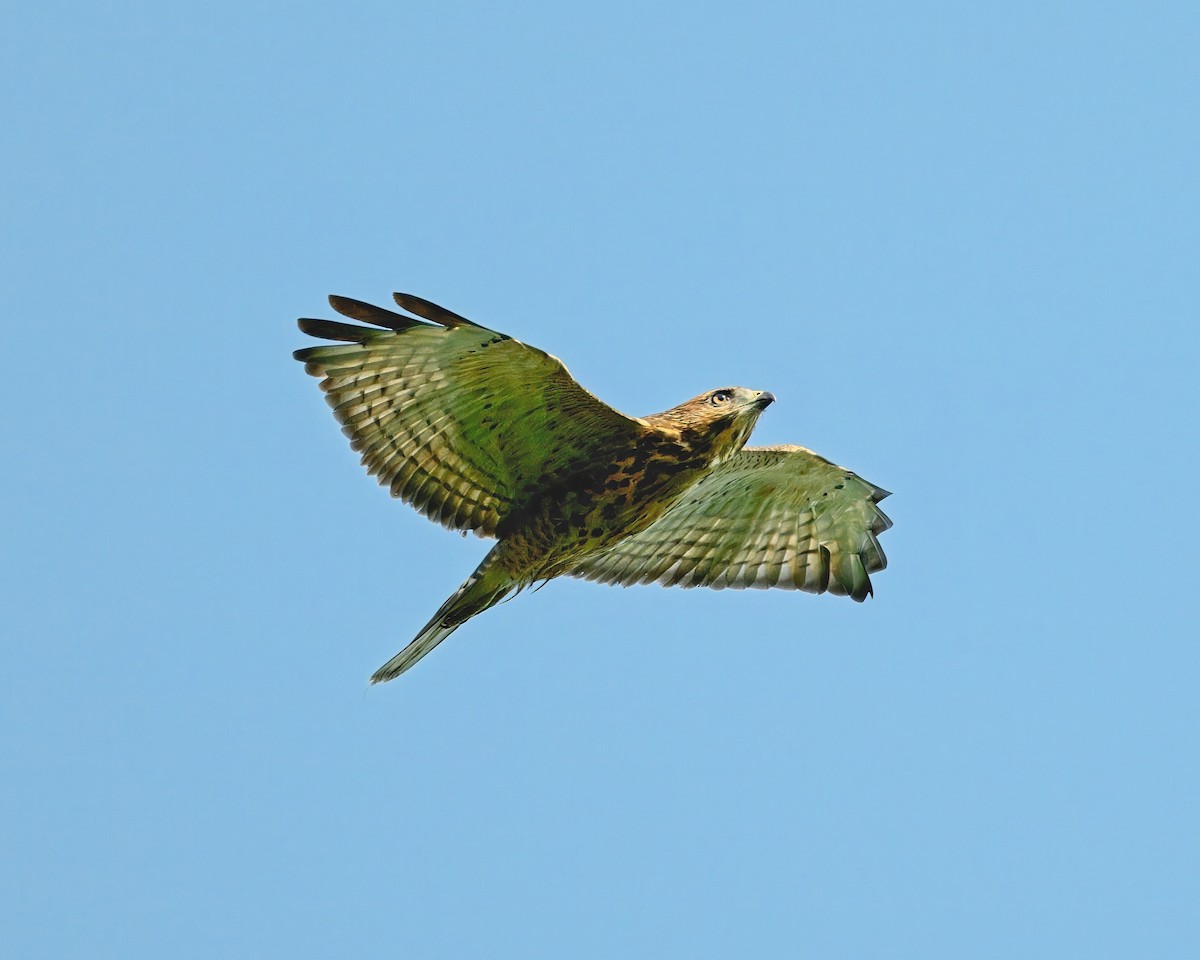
xmin=369 ymin=549 xmax=516 ymax=684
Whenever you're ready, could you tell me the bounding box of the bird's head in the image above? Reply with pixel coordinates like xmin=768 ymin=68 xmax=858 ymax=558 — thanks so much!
xmin=647 ymin=386 xmax=775 ymax=463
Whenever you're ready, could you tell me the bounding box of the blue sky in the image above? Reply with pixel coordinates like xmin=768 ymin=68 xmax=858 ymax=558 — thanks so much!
xmin=3 ymin=2 xmax=1197 ymax=957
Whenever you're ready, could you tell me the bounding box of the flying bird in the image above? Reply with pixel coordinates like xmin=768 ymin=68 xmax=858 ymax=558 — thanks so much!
xmin=295 ymin=293 xmax=892 ymax=683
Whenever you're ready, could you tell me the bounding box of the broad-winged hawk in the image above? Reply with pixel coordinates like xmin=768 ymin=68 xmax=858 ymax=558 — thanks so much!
xmin=295 ymin=293 xmax=892 ymax=682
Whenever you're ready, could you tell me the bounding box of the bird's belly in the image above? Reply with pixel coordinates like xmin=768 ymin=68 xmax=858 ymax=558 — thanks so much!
xmin=497 ymin=461 xmax=705 ymax=581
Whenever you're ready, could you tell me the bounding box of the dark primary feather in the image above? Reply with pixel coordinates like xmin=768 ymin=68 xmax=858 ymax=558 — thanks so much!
xmin=296 ymin=318 xmax=383 ymax=343
xmin=391 ymin=292 xmax=483 ymax=329
xmin=329 ymin=295 xmax=420 ymax=330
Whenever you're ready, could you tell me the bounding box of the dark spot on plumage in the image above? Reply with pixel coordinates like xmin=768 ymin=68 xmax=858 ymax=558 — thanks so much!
xmin=642 ymin=458 xmax=687 ymax=487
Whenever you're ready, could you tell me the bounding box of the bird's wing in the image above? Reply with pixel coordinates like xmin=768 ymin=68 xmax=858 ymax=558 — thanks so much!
xmin=568 ymin=445 xmax=892 ymax=600
xmin=295 ymin=294 xmax=649 ymax=537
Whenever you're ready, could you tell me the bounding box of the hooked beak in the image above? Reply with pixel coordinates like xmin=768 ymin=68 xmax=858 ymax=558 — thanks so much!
xmin=753 ymin=390 xmax=775 ymax=409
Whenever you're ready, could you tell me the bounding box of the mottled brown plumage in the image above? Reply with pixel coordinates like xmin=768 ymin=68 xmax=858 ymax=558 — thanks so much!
xmin=295 ymin=293 xmax=892 ymax=682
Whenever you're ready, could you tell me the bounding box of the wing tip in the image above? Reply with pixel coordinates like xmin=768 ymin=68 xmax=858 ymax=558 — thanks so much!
xmin=292 ymin=346 xmax=334 ymax=369
xmin=296 ymin=317 xmax=379 ymax=343
xmin=392 ymin=292 xmax=481 ymax=328
xmin=328 ymin=295 xmax=420 ymax=331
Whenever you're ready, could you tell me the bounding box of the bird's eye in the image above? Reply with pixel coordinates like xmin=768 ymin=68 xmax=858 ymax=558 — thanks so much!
xmin=710 ymin=390 xmax=733 ymax=405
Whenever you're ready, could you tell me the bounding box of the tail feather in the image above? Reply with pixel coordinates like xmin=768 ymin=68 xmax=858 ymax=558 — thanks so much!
xmin=369 ymin=552 xmax=515 ymax=684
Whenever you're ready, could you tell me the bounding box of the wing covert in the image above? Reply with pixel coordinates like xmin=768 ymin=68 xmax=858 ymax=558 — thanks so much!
xmin=568 ymin=445 xmax=892 ymax=600
xmin=295 ymin=294 xmax=649 ymax=537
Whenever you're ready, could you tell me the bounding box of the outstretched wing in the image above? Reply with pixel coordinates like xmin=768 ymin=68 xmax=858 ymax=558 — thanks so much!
xmin=295 ymin=294 xmax=649 ymax=537
xmin=568 ymin=445 xmax=892 ymax=601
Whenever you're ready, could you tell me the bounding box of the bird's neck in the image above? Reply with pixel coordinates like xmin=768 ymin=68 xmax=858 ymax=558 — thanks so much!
xmin=675 ymin=421 xmax=753 ymax=469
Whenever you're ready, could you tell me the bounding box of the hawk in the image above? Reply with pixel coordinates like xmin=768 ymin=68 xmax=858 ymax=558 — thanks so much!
xmin=295 ymin=293 xmax=892 ymax=683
